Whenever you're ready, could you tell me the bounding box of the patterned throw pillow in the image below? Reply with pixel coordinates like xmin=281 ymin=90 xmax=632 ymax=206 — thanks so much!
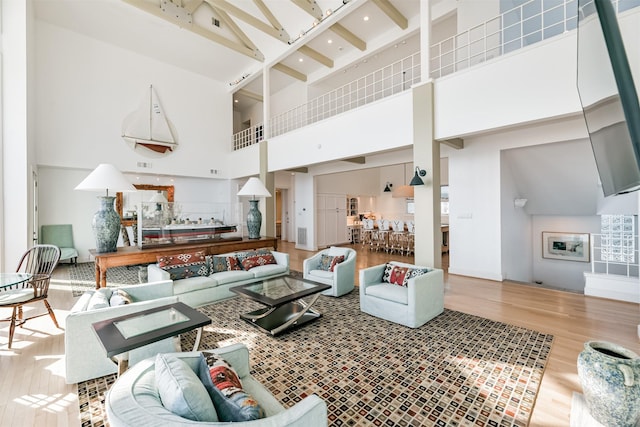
xmin=200 ymin=351 xmax=265 ymax=422
xmin=235 ymin=248 xmax=272 ymax=265
xmin=319 ymin=254 xmax=345 ymax=272
xmin=158 ymin=251 xmax=208 ymax=280
xmin=210 ymin=256 xmax=242 ymax=273
xmin=240 ymin=253 xmax=276 ymax=270
xmin=382 ymin=263 xmax=413 ymax=287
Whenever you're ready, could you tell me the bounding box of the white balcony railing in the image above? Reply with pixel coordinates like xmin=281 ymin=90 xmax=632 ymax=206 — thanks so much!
xmin=269 ymin=52 xmax=421 ymax=139
xmin=232 ymin=124 xmax=264 ymax=151
xmin=590 ymin=233 xmax=639 ymax=277
xmin=232 ymin=0 xmax=640 ymax=150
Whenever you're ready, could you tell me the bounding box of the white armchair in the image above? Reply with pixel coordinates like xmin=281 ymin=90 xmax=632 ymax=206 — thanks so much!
xmin=303 ymin=247 xmax=356 ymax=297
xmin=359 ymin=261 xmax=444 ymax=328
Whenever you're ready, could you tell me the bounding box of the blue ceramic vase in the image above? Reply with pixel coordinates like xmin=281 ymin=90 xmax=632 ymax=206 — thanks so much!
xmin=92 ymin=196 xmax=121 ymax=253
xmin=577 ymin=341 xmax=640 ymax=427
xmin=246 ymin=199 xmax=262 ymax=239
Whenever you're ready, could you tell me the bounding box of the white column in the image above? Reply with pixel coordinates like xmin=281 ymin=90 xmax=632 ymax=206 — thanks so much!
xmin=420 ymin=0 xmax=432 ymax=81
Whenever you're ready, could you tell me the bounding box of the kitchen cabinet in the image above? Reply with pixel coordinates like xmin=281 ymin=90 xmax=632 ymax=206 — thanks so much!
xmin=316 ymin=193 xmax=348 ymax=248
xmin=348 ymin=197 xmax=358 ymax=216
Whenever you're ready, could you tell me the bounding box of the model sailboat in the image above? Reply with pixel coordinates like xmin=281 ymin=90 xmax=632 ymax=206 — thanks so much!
xmin=122 ymin=85 xmax=178 ymax=155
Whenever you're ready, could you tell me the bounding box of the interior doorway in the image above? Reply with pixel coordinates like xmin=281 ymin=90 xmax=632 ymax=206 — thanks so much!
xmin=275 ymin=188 xmax=292 ymax=242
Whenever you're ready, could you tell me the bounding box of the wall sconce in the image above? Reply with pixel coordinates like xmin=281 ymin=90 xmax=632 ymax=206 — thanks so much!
xmin=514 ymin=198 xmax=528 ymax=208
xmin=409 ymin=167 xmax=427 ymax=186
xmin=383 ymin=182 xmax=393 ymax=192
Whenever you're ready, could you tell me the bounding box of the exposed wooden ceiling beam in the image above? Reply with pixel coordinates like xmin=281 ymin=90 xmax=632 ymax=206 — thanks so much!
xmin=298 ymin=45 xmax=333 ymax=68
xmin=122 ymin=0 xmax=264 ymax=61
xmin=290 ymin=0 xmax=323 ymax=20
xmin=184 ymin=0 xmax=204 ymax=14
xmin=440 ymin=138 xmax=464 ymax=149
xmin=252 ymin=0 xmax=286 ymax=35
xmin=372 ymin=0 xmax=408 ymax=30
xmin=330 ymin=23 xmax=366 ymax=51
xmin=205 ymin=0 xmax=289 ymax=42
xmin=286 ymin=167 xmax=309 ymax=173
xmin=210 ymin=5 xmax=258 ymax=52
xmin=236 ymin=88 xmax=263 ymax=102
xmin=273 ymin=62 xmax=307 ymax=82
xmin=343 ymin=156 xmax=366 ymax=164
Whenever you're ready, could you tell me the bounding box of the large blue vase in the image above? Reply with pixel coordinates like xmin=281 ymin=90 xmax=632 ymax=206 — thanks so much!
xmin=92 ymin=196 xmax=121 ymax=253
xmin=577 ymin=341 xmax=640 ymax=427
xmin=246 ymin=199 xmax=262 ymax=239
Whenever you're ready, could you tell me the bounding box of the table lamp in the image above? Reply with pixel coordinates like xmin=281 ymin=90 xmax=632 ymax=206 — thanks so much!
xmin=237 ymin=177 xmax=272 ymax=239
xmin=75 ymin=164 xmax=136 ymax=253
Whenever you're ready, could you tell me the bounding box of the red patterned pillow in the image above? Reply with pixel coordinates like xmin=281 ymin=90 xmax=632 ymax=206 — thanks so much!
xmin=382 ymin=263 xmax=413 ymax=287
xmin=240 ymin=253 xmax=276 ymax=270
xmin=211 ymin=256 xmax=242 ymax=273
xmin=157 ymin=251 xmax=208 ymax=280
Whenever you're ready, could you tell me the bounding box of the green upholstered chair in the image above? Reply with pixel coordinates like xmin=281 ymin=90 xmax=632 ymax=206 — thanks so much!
xmin=40 ymin=224 xmax=78 ymax=265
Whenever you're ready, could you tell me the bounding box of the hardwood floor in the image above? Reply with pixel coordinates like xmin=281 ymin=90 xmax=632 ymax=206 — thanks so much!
xmin=0 ymin=240 xmax=637 ymax=426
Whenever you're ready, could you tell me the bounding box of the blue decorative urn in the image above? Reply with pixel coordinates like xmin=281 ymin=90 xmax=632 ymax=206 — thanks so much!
xmin=92 ymin=196 xmax=121 ymax=253
xmin=577 ymin=341 xmax=640 ymax=427
xmin=246 ymin=199 xmax=262 ymax=239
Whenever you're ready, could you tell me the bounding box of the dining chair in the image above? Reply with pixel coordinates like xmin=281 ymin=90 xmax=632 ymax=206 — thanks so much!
xmin=0 ymin=244 xmax=61 ymax=348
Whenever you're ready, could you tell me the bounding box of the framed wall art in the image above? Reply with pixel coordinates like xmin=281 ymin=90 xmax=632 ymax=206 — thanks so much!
xmin=542 ymin=232 xmax=590 ymax=262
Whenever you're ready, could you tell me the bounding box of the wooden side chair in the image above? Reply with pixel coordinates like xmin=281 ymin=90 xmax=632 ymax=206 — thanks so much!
xmin=0 ymin=244 xmax=61 ymax=348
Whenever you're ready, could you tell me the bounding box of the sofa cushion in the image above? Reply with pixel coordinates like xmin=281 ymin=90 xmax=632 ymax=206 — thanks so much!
xmin=109 ymin=289 xmax=132 ymax=306
xmin=173 ymin=276 xmax=218 ymax=295
xmin=154 ymin=353 xmax=218 ymax=422
xmin=158 ymin=251 xmax=208 ymax=280
xmin=201 ymin=351 xmax=265 ymax=422
xmin=210 ymin=255 xmax=242 ymax=273
xmin=308 ymin=269 xmax=333 ymax=280
xmin=241 ymin=253 xmax=277 ymax=270
xmin=319 ymin=254 xmax=344 ymax=272
xmin=365 ymin=283 xmax=408 ymax=305
xmin=250 ymin=264 xmax=288 ymax=279
xmin=211 ymin=271 xmax=254 ymax=285
xmin=86 ymin=288 xmax=112 ymax=310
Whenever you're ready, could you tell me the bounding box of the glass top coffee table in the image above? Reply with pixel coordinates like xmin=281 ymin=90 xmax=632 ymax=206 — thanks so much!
xmin=92 ymin=302 xmax=211 ymax=374
xmin=230 ymin=275 xmax=331 ymax=336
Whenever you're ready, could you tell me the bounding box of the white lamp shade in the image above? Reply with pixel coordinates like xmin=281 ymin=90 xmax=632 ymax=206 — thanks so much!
xmin=237 ymin=177 xmax=272 ymax=198
xmin=150 ymin=191 xmax=168 ymax=203
xmin=75 ymin=164 xmax=136 ymax=194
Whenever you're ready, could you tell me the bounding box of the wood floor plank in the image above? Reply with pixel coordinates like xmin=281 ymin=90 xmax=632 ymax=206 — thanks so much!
xmin=0 ymin=239 xmax=637 ymax=426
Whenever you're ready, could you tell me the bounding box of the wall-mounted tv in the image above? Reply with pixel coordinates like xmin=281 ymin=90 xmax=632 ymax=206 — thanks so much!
xmin=577 ymin=0 xmax=640 ymax=196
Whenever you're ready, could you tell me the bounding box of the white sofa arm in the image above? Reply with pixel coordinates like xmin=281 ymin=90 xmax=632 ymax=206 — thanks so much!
xmin=64 ymin=295 xmax=178 ymax=384
xmin=148 ymin=263 xmax=170 ymax=282
xmin=271 ymin=250 xmax=290 ymax=269
xmin=407 ymin=268 xmax=444 ymax=324
xmin=359 ymin=264 xmax=386 ymax=288
xmin=302 ymin=251 xmax=323 ymax=275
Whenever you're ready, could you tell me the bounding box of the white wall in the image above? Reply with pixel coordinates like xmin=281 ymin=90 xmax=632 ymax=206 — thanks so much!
xmin=35 ymin=21 xmax=231 ymax=179
xmin=532 ymin=215 xmax=601 ymax=291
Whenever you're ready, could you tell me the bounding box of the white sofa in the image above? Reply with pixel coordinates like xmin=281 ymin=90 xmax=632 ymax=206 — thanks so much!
xmin=302 ymin=246 xmax=356 ymax=297
xmin=147 ymin=250 xmax=290 ymax=308
xmin=359 ymin=261 xmax=444 ymax=328
xmin=64 ymin=280 xmax=179 ymax=384
xmin=105 ymin=344 xmax=328 ymax=427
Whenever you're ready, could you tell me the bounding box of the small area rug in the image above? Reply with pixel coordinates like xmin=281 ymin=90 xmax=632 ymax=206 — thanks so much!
xmin=77 ymin=289 xmax=553 ymax=427
xmin=68 ymin=262 xmax=140 ymax=297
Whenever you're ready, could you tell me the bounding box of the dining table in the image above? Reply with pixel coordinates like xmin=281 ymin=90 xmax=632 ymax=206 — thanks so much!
xmin=0 ymin=273 xmax=32 ymax=290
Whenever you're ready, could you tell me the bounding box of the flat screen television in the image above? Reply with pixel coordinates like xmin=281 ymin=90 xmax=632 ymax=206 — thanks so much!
xmin=577 ymin=0 xmax=640 ymax=196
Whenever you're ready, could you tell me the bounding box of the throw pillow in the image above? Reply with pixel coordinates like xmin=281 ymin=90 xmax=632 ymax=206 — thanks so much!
xmin=109 ymin=289 xmax=132 ymax=306
xmin=201 ymin=351 xmax=265 ymax=421
xmin=241 ymin=253 xmax=276 ymax=270
xmin=319 ymin=254 xmax=345 ymax=272
xmin=210 ymin=256 xmax=242 ymax=273
xmin=158 ymin=251 xmax=208 ymax=280
xmin=86 ymin=288 xmax=112 ymax=310
xmin=235 ymin=248 xmax=272 ymax=265
xmin=382 ymin=263 xmax=413 ymax=287
xmin=155 ymin=354 xmax=218 ymax=422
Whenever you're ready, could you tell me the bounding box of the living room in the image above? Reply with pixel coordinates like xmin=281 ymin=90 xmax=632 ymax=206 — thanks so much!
xmin=2 ymin=0 xmax=639 ymax=426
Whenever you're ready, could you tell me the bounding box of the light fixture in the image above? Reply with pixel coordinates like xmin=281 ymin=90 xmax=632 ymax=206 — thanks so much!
xmin=237 ymin=177 xmax=272 ymax=239
xmin=409 ymin=167 xmax=427 ymax=186
xmin=392 ymin=163 xmax=414 ymax=198
xmin=150 ymin=190 xmax=168 ymax=211
xmin=514 ymin=198 xmax=528 ymax=208
xmin=75 ymin=164 xmax=136 ymax=253
xmin=383 ymin=182 xmax=393 ymax=192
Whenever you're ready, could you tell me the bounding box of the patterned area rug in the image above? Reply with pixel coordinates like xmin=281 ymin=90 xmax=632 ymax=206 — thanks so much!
xmin=69 ymin=262 xmax=141 ymax=297
xmin=77 ymin=291 xmax=553 ymax=427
